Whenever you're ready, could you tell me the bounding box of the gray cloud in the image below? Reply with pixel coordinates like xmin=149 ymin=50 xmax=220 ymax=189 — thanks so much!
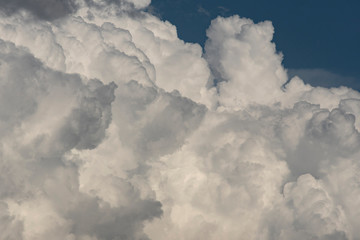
xmin=0 ymin=38 xmax=162 ymax=239
xmin=0 ymin=0 xmax=150 ymax=20
xmin=0 ymin=0 xmax=78 ymax=20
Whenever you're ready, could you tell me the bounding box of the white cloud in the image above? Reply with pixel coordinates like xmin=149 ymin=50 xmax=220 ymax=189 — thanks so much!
xmin=205 ymin=16 xmax=288 ymax=110
xmin=0 ymin=2 xmax=359 ymax=240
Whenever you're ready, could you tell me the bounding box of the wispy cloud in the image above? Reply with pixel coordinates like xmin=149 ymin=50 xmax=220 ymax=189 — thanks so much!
xmin=197 ymin=5 xmax=210 ymax=17
xmin=218 ymin=5 xmax=230 ymax=16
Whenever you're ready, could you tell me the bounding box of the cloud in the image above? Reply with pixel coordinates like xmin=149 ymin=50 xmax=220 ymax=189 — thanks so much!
xmin=0 ymin=38 xmax=161 ymax=239
xmin=205 ymin=16 xmax=288 ymax=110
xmin=0 ymin=2 xmax=360 ymax=240
xmin=86 ymin=0 xmax=151 ymax=10
xmin=262 ymin=174 xmax=350 ymax=240
xmin=0 ymin=0 xmax=78 ymax=20
xmin=0 ymin=0 xmax=151 ymax=20
xmin=197 ymin=5 xmax=210 ymax=17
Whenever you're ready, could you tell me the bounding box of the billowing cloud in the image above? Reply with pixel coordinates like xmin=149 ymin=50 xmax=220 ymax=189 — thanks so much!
xmin=205 ymin=16 xmax=288 ymax=110
xmin=0 ymin=0 xmax=78 ymax=20
xmin=0 ymin=1 xmax=360 ymax=240
xmin=0 ymin=0 xmax=150 ymax=20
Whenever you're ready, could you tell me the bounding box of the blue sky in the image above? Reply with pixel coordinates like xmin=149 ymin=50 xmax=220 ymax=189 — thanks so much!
xmin=150 ymin=0 xmax=360 ymax=90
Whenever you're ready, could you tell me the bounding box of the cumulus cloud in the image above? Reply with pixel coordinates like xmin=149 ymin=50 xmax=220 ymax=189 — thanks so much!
xmin=0 ymin=0 xmax=78 ymax=20
xmin=0 ymin=0 xmax=150 ymax=20
xmin=0 ymin=1 xmax=360 ymax=240
xmin=205 ymin=16 xmax=288 ymax=110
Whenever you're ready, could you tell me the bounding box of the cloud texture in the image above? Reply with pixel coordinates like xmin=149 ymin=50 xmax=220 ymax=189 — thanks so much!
xmin=0 ymin=2 xmax=360 ymax=240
